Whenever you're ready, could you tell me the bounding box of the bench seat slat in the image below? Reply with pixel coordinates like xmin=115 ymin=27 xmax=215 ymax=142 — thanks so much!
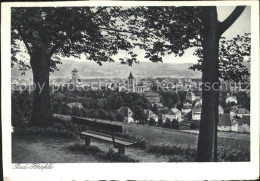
xmin=72 ymin=116 xmax=123 ymax=133
xmin=80 ymin=131 xmax=135 ymax=146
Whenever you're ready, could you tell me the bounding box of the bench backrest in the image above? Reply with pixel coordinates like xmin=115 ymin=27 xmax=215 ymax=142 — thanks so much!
xmin=72 ymin=116 xmax=123 ymax=133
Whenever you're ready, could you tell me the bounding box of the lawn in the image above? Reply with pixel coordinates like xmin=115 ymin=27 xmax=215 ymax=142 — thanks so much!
xmin=120 ymin=123 xmax=250 ymax=153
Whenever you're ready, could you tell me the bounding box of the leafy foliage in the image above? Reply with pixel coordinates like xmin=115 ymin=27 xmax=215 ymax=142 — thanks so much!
xmin=189 ymin=33 xmax=251 ymax=82
xmin=115 ymin=6 xmax=202 ymax=65
xmin=115 ymin=113 xmax=124 ymax=122
xmin=147 ymin=143 xmax=249 ymax=162
xmin=12 ymin=90 xmax=32 ymax=127
xmin=11 ymin=7 xmax=139 ymax=71
xmin=13 ymin=125 xmax=76 ymax=138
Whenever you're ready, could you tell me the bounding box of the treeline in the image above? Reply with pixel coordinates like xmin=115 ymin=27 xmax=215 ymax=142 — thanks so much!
xmin=51 ymin=90 xmax=153 ymax=122
xmin=160 ymin=91 xmax=187 ymax=110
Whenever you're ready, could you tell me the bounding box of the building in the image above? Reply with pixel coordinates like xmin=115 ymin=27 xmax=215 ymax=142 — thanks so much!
xmin=237 ymin=108 xmax=250 ymax=118
xmin=143 ymin=91 xmax=161 ymax=104
xmin=230 ymin=106 xmax=238 ymax=117
xmin=219 ymin=105 xmax=224 ymax=115
xmin=136 ymin=83 xmax=150 ymax=93
xmin=192 ymin=103 xmax=202 ymax=120
xmin=127 ymin=72 xmax=136 ymax=93
xmin=70 ymin=68 xmax=83 ymax=87
xmin=194 ymin=99 xmax=202 ymax=107
xmin=118 ymin=106 xmax=134 ymax=123
xmin=226 ymin=96 xmax=238 ymax=104
xmin=67 ymin=102 xmax=84 ymax=109
xmin=119 ymin=84 xmax=127 ymax=92
xmin=192 ymin=103 xmax=224 ymax=121
xmin=181 ymin=102 xmax=192 ymax=115
xmin=127 ymin=72 xmax=150 ymax=93
xmin=164 ymin=108 xmax=182 ymax=122
xmin=186 ymin=92 xmax=196 ymax=102
xmin=218 ymin=114 xmax=232 ymax=132
xmin=144 ymin=109 xmax=158 ymax=122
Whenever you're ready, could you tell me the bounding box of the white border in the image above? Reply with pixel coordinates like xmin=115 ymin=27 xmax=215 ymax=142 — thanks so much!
xmin=1 ymin=1 xmax=259 ymax=180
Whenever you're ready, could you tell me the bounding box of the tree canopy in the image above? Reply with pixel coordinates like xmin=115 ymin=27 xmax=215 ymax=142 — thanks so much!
xmin=12 ymin=7 xmax=250 ymax=78
xmin=190 ymin=33 xmax=250 ymax=82
xmin=11 ymin=7 xmax=137 ymax=73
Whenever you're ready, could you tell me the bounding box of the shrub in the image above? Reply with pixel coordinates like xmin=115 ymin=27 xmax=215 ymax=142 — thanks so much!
xmin=71 ymin=106 xmax=83 ymax=117
xmin=190 ymin=122 xmax=198 ymax=129
xmin=13 ymin=125 xmax=76 ymax=138
xmin=100 ymin=149 xmax=139 ymax=162
xmin=171 ymin=119 xmax=180 ymax=129
xmin=147 ymin=143 xmax=196 ymax=161
xmin=146 ymin=143 xmax=249 ymax=162
xmin=163 ymin=118 xmax=172 ymax=128
xmin=122 ymin=128 xmax=147 ymax=149
xmin=98 ymin=109 xmax=108 ymax=119
xmin=12 ymin=90 xmax=32 ymax=127
xmin=148 ymin=118 xmax=156 ymax=126
xmin=51 ymin=102 xmax=60 ymax=114
xmin=68 ymin=144 xmax=138 ymax=162
xmin=107 ymin=113 xmax=116 ymax=121
xmin=68 ymin=144 xmax=102 ymax=154
xmin=158 ymin=118 xmax=163 ymax=127
xmin=60 ymin=104 xmax=72 ymax=115
xmin=218 ymin=146 xmax=250 ymax=161
xmin=148 ymin=144 xmax=196 ymax=162
xmin=115 ymin=113 xmax=124 ymax=122
xmin=51 ymin=115 xmax=77 ymax=131
xmin=82 ymin=108 xmax=89 ymax=118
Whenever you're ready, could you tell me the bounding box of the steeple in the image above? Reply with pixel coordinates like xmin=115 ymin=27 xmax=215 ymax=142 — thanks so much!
xmin=127 ymin=72 xmax=136 ymax=93
xmin=72 ymin=68 xmax=78 ymax=73
xmin=128 ymin=72 xmax=134 ymax=79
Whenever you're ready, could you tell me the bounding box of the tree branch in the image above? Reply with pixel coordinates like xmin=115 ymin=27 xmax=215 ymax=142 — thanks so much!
xmin=100 ymin=27 xmax=148 ymax=37
xmin=92 ymin=7 xmax=108 ymax=18
xmin=49 ymin=44 xmax=60 ymax=58
xmin=17 ymin=26 xmax=32 ymax=56
xmin=218 ymin=6 xmax=246 ymax=36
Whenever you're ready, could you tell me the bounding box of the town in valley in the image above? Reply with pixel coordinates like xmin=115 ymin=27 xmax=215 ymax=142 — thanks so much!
xmin=12 ymin=66 xmax=250 ymax=133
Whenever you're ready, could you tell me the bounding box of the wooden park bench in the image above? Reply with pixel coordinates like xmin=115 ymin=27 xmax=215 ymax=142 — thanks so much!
xmin=72 ymin=116 xmax=136 ymax=155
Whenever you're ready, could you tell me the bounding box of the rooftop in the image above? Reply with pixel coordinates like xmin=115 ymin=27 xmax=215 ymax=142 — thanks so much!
xmin=72 ymin=68 xmax=78 ymax=73
xmin=166 ymin=108 xmax=181 ymax=115
xmin=237 ymin=108 xmax=250 ymax=114
xmin=128 ymin=72 xmax=135 ymax=79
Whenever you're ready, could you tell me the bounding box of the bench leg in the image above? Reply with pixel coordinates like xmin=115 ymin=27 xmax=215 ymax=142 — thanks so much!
xmin=118 ymin=145 xmax=125 ymax=155
xmin=85 ymin=137 xmax=90 ymax=147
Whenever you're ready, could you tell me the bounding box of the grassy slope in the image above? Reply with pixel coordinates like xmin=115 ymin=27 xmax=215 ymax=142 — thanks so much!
xmin=120 ymin=123 xmax=250 ymax=152
xmin=51 ymin=115 xmax=250 ymax=152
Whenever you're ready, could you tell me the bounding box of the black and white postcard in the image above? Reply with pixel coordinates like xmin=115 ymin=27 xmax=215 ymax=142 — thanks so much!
xmin=1 ymin=0 xmax=259 ymax=180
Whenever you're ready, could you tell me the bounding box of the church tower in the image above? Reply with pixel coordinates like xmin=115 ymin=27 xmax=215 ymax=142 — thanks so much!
xmin=128 ymin=72 xmax=136 ymax=93
xmin=71 ymin=68 xmax=78 ymax=85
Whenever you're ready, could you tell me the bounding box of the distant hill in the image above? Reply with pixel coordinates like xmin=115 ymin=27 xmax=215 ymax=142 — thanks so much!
xmin=11 ymin=60 xmax=202 ymax=79
xmin=11 ymin=59 xmax=250 ymax=79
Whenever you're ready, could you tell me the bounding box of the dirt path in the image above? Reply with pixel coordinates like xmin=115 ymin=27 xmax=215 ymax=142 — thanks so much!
xmin=12 ymin=135 xmax=167 ymax=163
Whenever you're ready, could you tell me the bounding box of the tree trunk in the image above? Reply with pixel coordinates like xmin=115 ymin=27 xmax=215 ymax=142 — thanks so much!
xmin=196 ymin=7 xmax=220 ymax=162
xmin=29 ymin=48 xmax=52 ymax=127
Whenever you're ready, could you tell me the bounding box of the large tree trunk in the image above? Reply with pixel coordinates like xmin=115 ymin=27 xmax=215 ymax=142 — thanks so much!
xmin=196 ymin=6 xmax=246 ymax=162
xmin=196 ymin=7 xmax=220 ymax=162
xmin=29 ymin=48 xmax=52 ymax=127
